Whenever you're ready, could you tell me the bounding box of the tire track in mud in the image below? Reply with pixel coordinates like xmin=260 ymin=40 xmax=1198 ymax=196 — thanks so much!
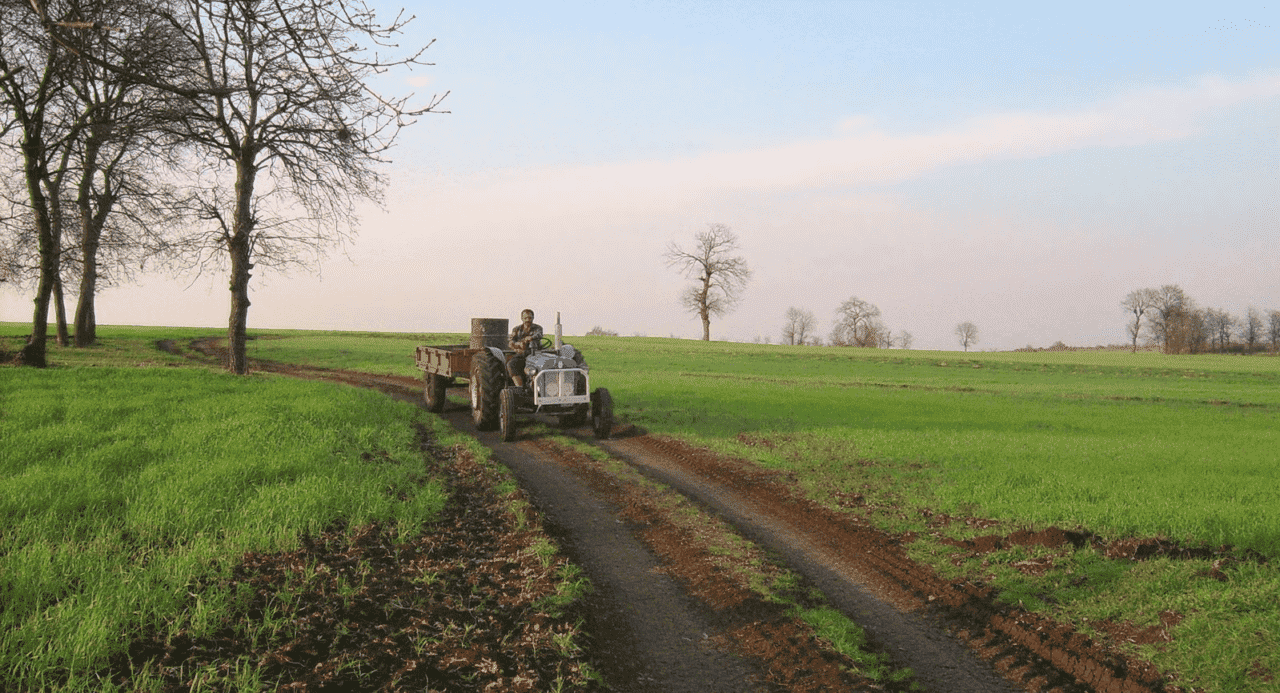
xmin=456 ymin=420 xmax=773 ymax=692
xmin=523 ymin=438 xmax=902 ymax=692
xmin=589 ymin=435 xmax=1168 ymax=693
xmin=171 ymin=337 xmax=1170 ymax=692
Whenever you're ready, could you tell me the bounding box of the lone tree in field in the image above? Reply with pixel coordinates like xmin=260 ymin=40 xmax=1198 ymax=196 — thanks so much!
xmin=829 ymin=296 xmax=884 ymax=347
xmin=664 ymin=223 xmax=751 ymax=341
xmin=955 ymin=321 xmax=979 ymax=351
xmin=781 ymin=306 xmax=815 ymax=345
xmin=1121 ymin=288 xmax=1155 ymax=352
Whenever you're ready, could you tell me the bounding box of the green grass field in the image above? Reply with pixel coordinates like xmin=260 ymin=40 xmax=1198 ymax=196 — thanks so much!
xmin=0 ymin=358 xmax=449 ymax=690
xmin=583 ymin=338 xmax=1280 ymax=557
xmin=182 ymin=326 xmax=1278 ymax=557
xmin=6 ymin=323 xmax=1278 ymax=691
xmin=225 ymin=327 xmax=1280 ymax=692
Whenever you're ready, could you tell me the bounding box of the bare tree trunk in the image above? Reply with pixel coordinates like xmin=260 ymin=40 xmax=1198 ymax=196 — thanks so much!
xmin=20 ymin=260 xmax=55 ymax=367
xmin=52 ymin=274 xmax=69 ymax=346
xmin=700 ymin=273 xmax=711 ymax=340
xmin=73 ymin=273 xmax=96 ymax=345
xmin=226 ymin=157 xmax=258 ymax=375
xmin=74 ymin=219 xmax=100 ymax=346
xmin=73 ymin=135 xmax=106 ymax=347
xmin=73 ymin=203 xmax=100 ymax=348
xmin=17 ymin=141 xmax=56 ymax=368
xmin=227 ymin=240 xmax=251 ymax=374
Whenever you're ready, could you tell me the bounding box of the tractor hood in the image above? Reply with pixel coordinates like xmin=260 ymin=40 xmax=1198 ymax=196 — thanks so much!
xmin=525 ymin=344 xmax=587 ymax=374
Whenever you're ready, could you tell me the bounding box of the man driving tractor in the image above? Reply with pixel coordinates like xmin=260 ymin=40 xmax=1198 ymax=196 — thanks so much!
xmin=507 ymin=308 xmax=543 ymax=387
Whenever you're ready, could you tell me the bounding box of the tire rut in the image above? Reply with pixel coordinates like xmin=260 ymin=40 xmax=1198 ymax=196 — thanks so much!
xmin=455 ymin=419 xmax=771 ymax=692
xmin=586 ymin=434 xmax=1168 ymax=693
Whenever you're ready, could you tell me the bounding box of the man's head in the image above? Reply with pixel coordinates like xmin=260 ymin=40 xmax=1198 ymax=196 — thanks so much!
xmin=521 ymin=309 xmax=534 ymax=323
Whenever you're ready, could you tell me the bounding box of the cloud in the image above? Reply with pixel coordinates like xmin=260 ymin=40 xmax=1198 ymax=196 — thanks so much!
xmin=406 ymin=71 xmax=1280 ymax=226
xmin=406 ymin=74 xmax=435 ymax=88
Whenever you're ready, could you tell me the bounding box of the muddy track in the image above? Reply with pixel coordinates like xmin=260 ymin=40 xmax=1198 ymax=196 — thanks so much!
xmin=172 ymin=337 xmax=1171 ymax=692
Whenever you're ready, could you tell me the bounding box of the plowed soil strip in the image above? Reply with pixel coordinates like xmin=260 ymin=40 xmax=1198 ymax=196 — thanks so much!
xmin=597 ymin=435 xmax=1168 ymax=693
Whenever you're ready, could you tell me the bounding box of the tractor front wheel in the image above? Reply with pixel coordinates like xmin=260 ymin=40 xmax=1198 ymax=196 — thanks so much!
xmin=500 ymin=387 xmax=519 ymax=442
xmin=591 ymin=388 xmax=613 ymax=439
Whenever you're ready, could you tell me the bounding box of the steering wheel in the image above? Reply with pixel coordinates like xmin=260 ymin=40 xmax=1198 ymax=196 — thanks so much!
xmin=538 ymin=336 xmax=555 ymax=351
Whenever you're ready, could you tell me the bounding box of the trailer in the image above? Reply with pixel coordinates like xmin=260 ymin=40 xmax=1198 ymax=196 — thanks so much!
xmin=414 ymin=316 xmax=613 ymax=441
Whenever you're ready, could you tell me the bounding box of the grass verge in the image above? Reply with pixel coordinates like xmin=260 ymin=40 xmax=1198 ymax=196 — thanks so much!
xmin=1 ymin=333 xmax=600 ymax=691
xmin=0 ymin=367 xmax=446 ymax=690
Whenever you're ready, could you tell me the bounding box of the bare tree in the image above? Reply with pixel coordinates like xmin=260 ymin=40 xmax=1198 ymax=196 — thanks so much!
xmin=829 ymin=296 xmax=883 ymax=347
xmin=955 ymin=321 xmax=979 ymax=351
xmin=897 ymin=330 xmax=913 ymax=350
xmin=1240 ymin=307 xmax=1263 ymax=353
xmin=146 ymin=0 xmax=446 ymax=374
xmin=1269 ymin=309 xmax=1280 ymax=353
xmin=1147 ymin=284 xmax=1187 ymax=352
xmin=65 ymin=9 xmax=187 ymax=347
xmin=3 ymin=0 xmax=194 ymax=360
xmin=1204 ymin=308 xmax=1235 ymax=353
xmin=781 ymin=306 xmax=815 ymax=345
xmin=1163 ymin=299 xmax=1207 ymax=354
xmin=0 ymin=0 xmax=78 ymax=366
xmin=1121 ymin=288 xmax=1156 ymax=353
xmin=664 ymin=223 xmax=751 ymax=341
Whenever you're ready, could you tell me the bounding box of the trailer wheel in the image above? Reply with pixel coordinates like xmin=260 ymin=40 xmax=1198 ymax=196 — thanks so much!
xmin=424 ymin=374 xmax=447 ymax=413
xmin=591 ymin=388 xmax=613 ymax=439
xmin=500 ymin=387 xmax=519 ymax=442
xmin=471 ymin=350 xmax=505 ymax=430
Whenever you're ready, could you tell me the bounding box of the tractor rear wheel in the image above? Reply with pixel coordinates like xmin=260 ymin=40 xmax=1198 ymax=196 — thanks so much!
xmin=591 ymin=388 xmax=613 ymax=439
xmin=500 ymin=387 xmax=519 ymax=442
xmin=470 ymin=350 xmax=505 ymax=430
xmin=424 ymin=374 xmax=447 ymax=413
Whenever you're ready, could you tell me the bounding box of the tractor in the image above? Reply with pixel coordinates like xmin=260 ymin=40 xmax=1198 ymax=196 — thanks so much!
xmin=415 ymin=315 xmax=613 ymax=442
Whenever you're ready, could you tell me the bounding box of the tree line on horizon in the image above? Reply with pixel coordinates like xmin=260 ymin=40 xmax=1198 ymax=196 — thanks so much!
xmin=1 ymin=0 xmax=443 ymax=372
xmin=654 ymin=226 xmax=1280 ymax=356
xmin=1123 ymin=284 xmax=1280 ymax=355
xmin=662 ymin=223 xmax=982 ymax=351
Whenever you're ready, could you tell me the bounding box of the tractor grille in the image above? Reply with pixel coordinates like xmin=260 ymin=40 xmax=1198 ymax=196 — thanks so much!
xmin=537 ymin=370 xmax=583 ymax=398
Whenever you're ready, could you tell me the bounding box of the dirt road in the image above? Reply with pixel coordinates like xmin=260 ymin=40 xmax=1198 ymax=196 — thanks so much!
xmin=177 ymin=338 xmax=1169 ymax=692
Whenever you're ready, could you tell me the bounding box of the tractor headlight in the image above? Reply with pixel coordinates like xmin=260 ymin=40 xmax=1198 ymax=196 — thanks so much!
xmin=525 ymin=365 xmax=536 ymax=378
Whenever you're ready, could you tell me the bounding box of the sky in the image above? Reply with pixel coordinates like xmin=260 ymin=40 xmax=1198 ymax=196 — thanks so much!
xmin=2 ymin=1 xmax=1278 ymax=350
